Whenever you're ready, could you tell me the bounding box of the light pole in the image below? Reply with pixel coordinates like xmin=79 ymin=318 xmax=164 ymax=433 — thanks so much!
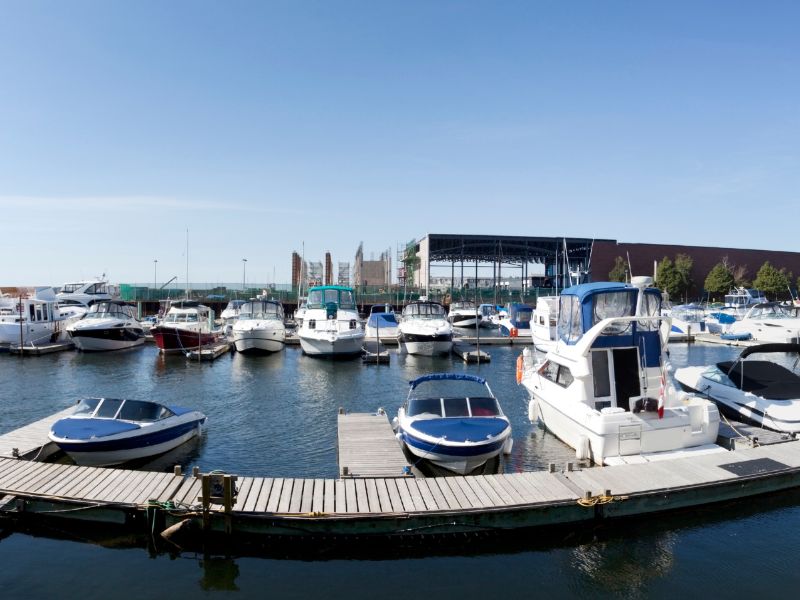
xmin=153 ymin=259 xmax=158 ymax=301
xmin=242 ymin=258 xmax=247 ymax=291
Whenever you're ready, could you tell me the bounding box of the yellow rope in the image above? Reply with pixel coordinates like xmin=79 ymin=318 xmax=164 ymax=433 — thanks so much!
xmin=577 ymin=493 xmax=629 ymax=507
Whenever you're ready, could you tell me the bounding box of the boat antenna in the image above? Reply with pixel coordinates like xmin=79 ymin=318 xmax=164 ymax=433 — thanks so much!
xmin=185 ymin=228 xmax=190 ymax=299
xmin=626 ymin=251 xmax=633 ymax=284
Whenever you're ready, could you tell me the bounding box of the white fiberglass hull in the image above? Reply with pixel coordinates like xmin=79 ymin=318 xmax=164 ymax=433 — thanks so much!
xmin=299 ymin=330 xmax=364 ymax=356
xmin=0 ymin=321 xmax=70 ymax=348
xmin=71 ymin=333 xmax=144 ymax=352
xmin=62 ymin=426 xmax=202 ymax=467
xmin=400 ymin=339 xmax=453 ymax=356
xmin=232 ymin=321 xmax=286 ymax=353
xmin=364 ymin=325 xmax=399 ymax=340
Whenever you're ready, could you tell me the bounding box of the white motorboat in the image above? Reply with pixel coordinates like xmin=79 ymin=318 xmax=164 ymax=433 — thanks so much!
xmin=48 ymin=397 xmax=206 ymax=466
xmin=67 ymin=300 xmax=145 ymax=352
xmin=477 ymin=304 xmax=499 ymax=328
xmin=666 ymin=304 xmax=707 ymax=341
xmin=364 ymin=304 xmax=399 ymax=340
xmin=0 ymin=287 xmax=86 ymax=350
xmin=675 ymin=343 xmax=800 ymax=434
xmin=724 ymin=287 xmax=767 ymax=314
xmin=447 ymin=300 xmax=481 ymax=328
xmin=150 ymin=300 xmax=221 ymax=354
xmin=532 ymin=296 xmax=559 ymax=352
xmin=298 ymin=285 xmax=364 ymax=357
xmin=56 ymin=279 xmax=118 ymax=308
xmin=394 ymin=373 xmax=512 ymax=475
xmin=725 ymin=303 xmax=800 ymax=344
xmin=498 ymin=303 xmax=533 ymax=339
xmin=231 ymin=299 xmax=286 ymax=354
xmin=398 ymin=301 xmax=453 ymax=356
xmin=519 ymin=278 xmax=721 ymax=466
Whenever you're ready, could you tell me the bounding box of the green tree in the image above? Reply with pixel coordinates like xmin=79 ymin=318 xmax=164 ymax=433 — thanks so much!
xmin=753 ymin=261 xmax=790 ymax=297
xmin=704 ymin=262 xmax=735 ymax=301
xmin=656 ymin=256 xmax=680 ymax=300
xmin=674 ymin=254 xmax=694 ymax=301
xmin=608 ymin=256 xmax=628 ymax=282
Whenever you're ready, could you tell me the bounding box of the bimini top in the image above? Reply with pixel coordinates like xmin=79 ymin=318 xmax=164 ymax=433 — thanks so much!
xmin=307 ymin=286 xmax=356 ymax=309
xmin=409 ymin=373 xmax=486 ymax=388
xmin=560 ymin=281 xmax=633 ymax=301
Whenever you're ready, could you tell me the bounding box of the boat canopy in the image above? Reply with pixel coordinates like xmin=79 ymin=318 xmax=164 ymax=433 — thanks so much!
xmin=715 ymin=360 xmax=800 ymax=400
xmin=402 ymin=302 xmax=446 ymax=318
xmin=240 ymin=300 xmax=284 ymax=319
xmin=367 ymin=312 xmax=398 ymax=327
xmin=83 ymin=301 xmax=137 ymax=320
xmin=409 ymin=373 xmax=486 ymax=388
xmin=738 ymin=343 xmax=800 ymax=359
xmin=307 ymin=286 xmax=356 ymax=309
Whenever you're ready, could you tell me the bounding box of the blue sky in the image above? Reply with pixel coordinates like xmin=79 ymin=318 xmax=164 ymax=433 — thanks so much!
xmin=1 ymin=1 xmax=798 ymax=286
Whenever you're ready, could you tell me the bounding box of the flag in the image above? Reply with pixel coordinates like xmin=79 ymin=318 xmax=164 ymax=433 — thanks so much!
xmin=658 ymin=372 xmax=666 ymax=418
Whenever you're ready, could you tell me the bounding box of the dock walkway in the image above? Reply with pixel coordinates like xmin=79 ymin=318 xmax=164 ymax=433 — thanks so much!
xmin=337 ymin=412 xmax=410 ymax=478
xmin=0 ymin=407 xmax=75 ymax=460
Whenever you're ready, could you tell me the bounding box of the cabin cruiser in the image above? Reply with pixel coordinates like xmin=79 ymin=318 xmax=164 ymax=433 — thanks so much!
xmin=150 ymin=300 xmax=221 ymax=353
xmin=56 ymin=279 xmax=118 ymax=308
xmin=394 ymin=373 xmax=512 ymax=475
xmin=477 ymin=304 xmax=499 ymax=328
xmin=498 ymin=303 xmax=533 ymax=339
xmin=220 ymin=299 xmax=246 ymax=325
xmin=0 ymin=287 xmax=86 ymax=350
xmin=519 ymin=278 xmax=721 ymax=466
xmin=666 ymin=304 xmax=706 ymax=340
xmin=398 ymin=301 xmax=453 ymax=356
xmin=725 ymin=303 xmax=800 ymax=344
xmin=298 ymin=286 xmax=364 ymax=357
xmin=231 ymin=299 xmax=286 ymax=353
xmin=447 ymin=300 xmax=481 ymax=328
xmin=364 ymin=304 xmax=399 ymax=340
xmin=67 ymin=300 xmax=144 ymax=351
xmin=48 ymin=397 xmax=206 ymax=466
xmin=675 ymin=343 xmax=800 ymax=434
xmin=532 ymin=296 xmax=559 ymax=352
xmin=725 ymin=287 xmax=767 ymax=313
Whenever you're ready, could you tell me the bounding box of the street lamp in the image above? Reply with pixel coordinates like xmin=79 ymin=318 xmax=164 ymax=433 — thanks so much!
xmin=242 ymin=258 xmax=247 ymax=291
xmin=153 ymin=259 xmax=158 ymax=301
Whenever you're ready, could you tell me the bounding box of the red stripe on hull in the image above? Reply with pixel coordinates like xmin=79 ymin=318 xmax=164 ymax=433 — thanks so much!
xmin=151 ymin=326 xmax=219 ymax=353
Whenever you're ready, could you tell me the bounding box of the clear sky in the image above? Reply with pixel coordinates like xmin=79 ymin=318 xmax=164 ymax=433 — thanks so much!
xmin=1 ymin=1 xmax=798 ymax=286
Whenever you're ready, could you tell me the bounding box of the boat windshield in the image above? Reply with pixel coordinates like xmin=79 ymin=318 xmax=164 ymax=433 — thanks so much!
xmin=749 ymin=305 xmax=794 ymax=319
xmin=164 ymin=312 xmax=200 ymax=323
xmin=672 ymin=305 xmax=705 ymax=322
xmin=240 ymin=301 xmax=283 ymax=320
xmin=61 ymin=283 xmax=83 ymax=293
xmin=84 ymin=303 xmax=134 ymax=320
xmin=95 ymin=398 xmax=124 ymax=418
xmin=407 ymin=396 xmax=501 ymax=418
xmin=452 ymin=301 xmax=476 ymax=310
xmin=594 ymin=290 xmax=635 ymax=335
xmin=73 ymin=398 xmax=102 ymax=416
xmin=118 ymin=400 xmax=173 ymax=422
xmin=307 ymin=288 xmax=356 ymax=309
xmin=403 ymin=303 xmax=446 ymax=318
xmin=701 ymin=366 xmax=736 ymax=387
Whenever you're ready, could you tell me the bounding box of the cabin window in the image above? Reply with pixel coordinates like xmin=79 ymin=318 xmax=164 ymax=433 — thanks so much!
xmin=36 ymin=308 xmax=42 ymax=321
xmin=539 ymin=360 xmax=559 ymax=383
xmin=407 ymin=398 xmax=442 ymax=417
xmin=558 ymin=296 xmax=582 ymax=343
xmin=29 ymin=304 xmax=35 ymax=321
xmin=592 ymin=351 xmax=611 ymax=398
xmin=443 ymin=397 xmax=469 ymax=417
xmin=556 ymin=366 xmax=574 ymax=387
xmin=95 ymin=398 xmax=124 ymax=418
xmin=308 ymin=319 xmax=316 ymax=329
xmin=42 ymin=304 xmax=48 ymax=321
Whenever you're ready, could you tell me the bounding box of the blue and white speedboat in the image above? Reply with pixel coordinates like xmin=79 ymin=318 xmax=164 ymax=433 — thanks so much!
xmin=49 ymin=398 xmax=206 ymax=466
xmin=498 ymin=303 xmax=533 ymax=339
xmin=394 ymin=373 xmax=512 ymax=475
xmin=364 ymin=304 xmax=399 ymax=340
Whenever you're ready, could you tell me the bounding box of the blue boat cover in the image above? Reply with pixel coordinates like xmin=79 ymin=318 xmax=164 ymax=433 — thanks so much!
xmin=409 ymin=417 xmax=509 ymax=442
xmin=170 ymin=406 xmax=193 ymax=416
xmin=367 ymin=313 xmax=398 ymax=327
xmin=51 ymin=418 xmax=141 ymax=440
xmin=560 ymin=282 xmax=633 ymax=301
xmin=409 ymin=373 xmax=486 ymax=388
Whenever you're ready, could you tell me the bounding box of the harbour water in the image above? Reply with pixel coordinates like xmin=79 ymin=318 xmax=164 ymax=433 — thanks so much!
xmin=2 ymin=341 xmax=800 ymax=597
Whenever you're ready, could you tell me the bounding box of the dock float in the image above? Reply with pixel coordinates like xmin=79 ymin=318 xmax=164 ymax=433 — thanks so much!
xmin=694 ymin=333 xmax=760 ymax=347
xmin=0 ymin=407 xmax=75 ymax=460
xmin=336 ymin=411 xmax=410 ymax=478
xmin=9 ymin=341 xmax=75 ymax=355
xmin=361 ymin=341 xmax=390 ymax=365
xmin=452 ymin=341 xmax=490 ymax=363
xmin=185 ymin=342 xmax=231 ymax=361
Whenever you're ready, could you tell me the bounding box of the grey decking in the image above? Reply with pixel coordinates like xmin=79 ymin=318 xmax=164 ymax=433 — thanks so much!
xmin=337 ymin=412 xmax=410 ymax=478
xmin=0 ymin=407 xmax=75 ymax=459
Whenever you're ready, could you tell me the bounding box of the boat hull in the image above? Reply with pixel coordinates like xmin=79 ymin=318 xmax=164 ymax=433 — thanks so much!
xmin=449 ymin=315 xmax=480 ymax=328
xmin=233 ymin=330 xmax=286 ymax=354
xmin=299 ymin=331 xmax=364 ymax=356
xmin=399 ymin=334 xmax=453 ymax=356
xmin=69 ymin=327 xmax=144 ymax=352
xmin=150 ymin=325 xmax=220 ymax=354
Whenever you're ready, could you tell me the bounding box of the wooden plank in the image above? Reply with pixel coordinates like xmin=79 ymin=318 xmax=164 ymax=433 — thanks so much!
xmin=414 ymin=479 xmax=439 ymax=510
xmin=114 ymin=471 xmax=152 ymax=504
xmin=343 ymin=478 xmax=358 ymax=513
xmin=374 ymin=478 xmax=393 ymax=512
xmin=490 ymin=474 xmax=528 ymax=504
xmin=17 ymin=463 xmax=66 ymax=495
xmin=130 ymin=473 xmax=173 ymax=505
xmin=300 ymin=479 xmax=314 ymax=514
xmin=431 ymin=477 xmax=464 ymax=509
xmin=277 ymin=479 xmax=294 ymax=513
xmin=500 ymin=472 xmax=543 ymax=503
xmin=242 ymin=478 xmax=264 ymax=512
xmin=43 ymin=465 xmax=86 ymax=498
xmin=402 ymin=479 xmax=428 ymax=512
xmin=383 ymin=478 xmax=405 ymax=512
xmin=254 ymin=478 xmax=274 ymax=513
xmin=334 ymin=480 xmax=346 ymax=513
xmin=394 ymin=478 xmax=416 ymax=511
xmin=471 ymin=475 xmax=507 ymax=507
xmin=337 ymin=413 xmax=409 ymax=478
xmin=232 ymin=477 xmax=254 ymax=511
xmin=266 ymin=478 xmax=284 ymax=513
xmin=0 ymin=461 xmax=43 ymax=489
xmin=5 ymin=462 xmax=53 ymax=491
xmin=311 ymin=478 xmax=325 ymax=513
xmin=461 ymin=476 xmax=493 ymax=507
xmin=81 ymin=467 xmax=129 ymax=501
xmin=70 ymin=467 xmax=117 ymax=500
xmin=422 ymin=478 xmax=451 ymax=510
xmin=156 ymin=475 xmax=186 ymax=503
xmin=323 ymin=479 xmax=335 ymax=513
xmin=450 ymin=477 xmax=481 ymax=508
xmin=288 ymin=479 xmax=304 ymax=514
xmin=365 ymin=478 xmax=381 ymax=513
xmin=174 ymin=478 xmax=202 ymax=506
xmin=354 ymin=478 xmax=370 ymax=513
xmin=0 ymin=460 xmax=38 ymax=487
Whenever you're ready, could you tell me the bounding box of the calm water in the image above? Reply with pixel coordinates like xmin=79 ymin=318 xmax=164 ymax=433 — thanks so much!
xmin=2 ymin=340 xmax=800 ymax=598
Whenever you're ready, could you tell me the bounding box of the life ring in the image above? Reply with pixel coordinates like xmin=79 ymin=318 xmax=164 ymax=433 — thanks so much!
xmin=516 ymin=354 xmax=524 ymax=384
xmin=510 ymin=327 xmax=519 ymax=338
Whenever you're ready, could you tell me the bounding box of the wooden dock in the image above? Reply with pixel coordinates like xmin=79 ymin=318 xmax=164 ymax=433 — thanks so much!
xmin=185 ymin=341 xmax=231 ymax=361
xmin=9 ymin=341 xmax=75 ymax=355
xmin=695 ymin=333 xmax=759 ymax=347
xmin=0 ymin=406 xmax=76 ymax=460
xmin=452 ymin=341 xmax=491 ymax=363
xmin=336 ymin=411 xmax=410 ymax=478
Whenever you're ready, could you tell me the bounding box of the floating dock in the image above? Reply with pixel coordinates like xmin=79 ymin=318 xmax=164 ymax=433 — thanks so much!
xmin=185 ymin=342 xmax=231 ymax=361
xmin=361 ymin=341 xmax=391 ymax=365
xmin=452 ymin=341 xmax=491 ymax=363
xmin=0 ymin=407 xmax=75 ymax=460
xmin=694 ymin=333 xmax=759 ymax=347
xmin=4 ymin=410 xmax=800 ymax=545
xmin=336 ymin=411 xmax=409 ymax=478
xmin=9 ymin=341 xmax=74 ymax=355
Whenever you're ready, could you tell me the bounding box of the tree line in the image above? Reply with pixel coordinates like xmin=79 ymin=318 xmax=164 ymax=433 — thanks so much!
xmin=608 ymin=255 xmax=797 ymax=302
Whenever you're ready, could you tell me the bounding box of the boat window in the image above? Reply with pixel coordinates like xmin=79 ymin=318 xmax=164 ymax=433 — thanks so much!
xmin=469 ymin=397 xmax=500 ymax=416
xmin=42 ymin=304 xmax=48 ymax=321
xmin=73 ymin=398 xmax=101 ymax=416
xmin=307 ymin=290 xmax=324 ymax=307
xmin=557 ymin=296 xmax=579 ymax=342
xmin=62 ymin=283 xmax=81 ymax=293
xmin=324 ymin=289 xmax=339 ymax=305
xmin=556 ymin=365 xmax=574 ymax=387
xmin=443 ymin=397 xmax=469 ymax=417
xmin=118 ymin=400 xmax=167 ymax=422
xmin=594 ymin=291 xmax=634 ymax=335
xmin=29 ymin=304 xmax=35 ymax=321
xmin=407 ymin=398 xmax=442 ymax=417
xmin=95 ymin=398 xmax=123 ymax=418
xmin=187 ymin=313 xmax=199 ymax=322
xmin=639 ymin=292 xmax=661 ymax=331
xmin=339 ymin=289 xmax=355 ymax=309
xmin=592 ymin=351 xmax=611 ymax=398
xmin=538 ymin=360 xmax=559 ymax=383
xmin=702 ymin=366 xmax=735 ymax=387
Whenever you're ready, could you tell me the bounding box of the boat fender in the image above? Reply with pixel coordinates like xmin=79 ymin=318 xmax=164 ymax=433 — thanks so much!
xmin=510 ymin=327 xmax=518 ymax=338
xmin=515 ymin=354 xmax=524 ymax=384
xmin=503 ymin=437 xmax=513 ymax=455
xmin=576 ymin=435 xmax=590 ymax=461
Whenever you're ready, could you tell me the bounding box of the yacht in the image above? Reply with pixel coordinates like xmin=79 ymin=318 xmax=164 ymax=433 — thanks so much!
xmin=725 ymin=287 xmax=767 ymax=313
xmin=675 ymin=343 xmax=800 ymax=434
xmin=477 ymin=304 xmax=499 ymax=328
xmin=398 ymin=301 xmax=453 ymax=356
xmin=231 ymin=299 xmax=286 ymax=354
xmin=297 ymin=286 xmax=364 ymax=357
xmin=531 ymin=296 xmax=559 ymax=352
xmin=519 ymin=278 xmax=721 ymax=466
xmin=220 ymin=299 xmax=246 ymax=327
xmin=723 ymin=303 xmax=800 ymax=344
xmin=67 ymin=300 xmax=145 ymax=351
xmin=0 ymin=287 xmax=86 ymax=350
xmin=56 ymin=279 xmax=118 ymax=308
xmin=447 ymin=300 xmax=481 ymax=328
xmin=498 ymin=303 xmax=533 ymax=339
xmin=150 ymin=300 xmax=221 ymax=354
xmin=364 ymin=304 xmax=399 ymax=340
xmin=666 ymin=304 xmax=707 ymax=341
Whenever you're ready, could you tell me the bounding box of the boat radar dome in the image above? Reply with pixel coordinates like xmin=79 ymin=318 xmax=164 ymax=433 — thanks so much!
xmin=631 ymin=276 xmax=654 ymax=289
